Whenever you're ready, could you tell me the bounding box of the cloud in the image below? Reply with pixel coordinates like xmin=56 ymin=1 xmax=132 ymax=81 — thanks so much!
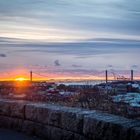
xmin=54 ymin=60 xmax=61 ymax=66
xmin=0 ymin=0 xmax=140 ymax=42
xmin=72 ymin=64 xmax=82 ymax=68
xmin=107 ymin=65 xmax=113 ymax=68
xmin=1 ymin=38 xmax=140 ymax=72
xmin=131 ymin=65 xmax=138 ymax=69
xmin=3 ymin=37 xmax=140 ymax=57
xmin=0 ymin=54 xmax=7 ymax=57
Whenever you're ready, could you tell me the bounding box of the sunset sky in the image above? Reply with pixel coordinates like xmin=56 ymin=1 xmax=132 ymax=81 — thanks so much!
xmin=0 ymin=0 xmax=140 ymax=80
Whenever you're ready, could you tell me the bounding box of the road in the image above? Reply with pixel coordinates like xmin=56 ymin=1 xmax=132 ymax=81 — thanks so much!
xmin=0 ymin=129 xmax=42 ymax=140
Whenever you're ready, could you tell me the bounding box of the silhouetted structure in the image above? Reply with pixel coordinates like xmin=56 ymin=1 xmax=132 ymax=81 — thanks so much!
xmin=30 ymin=71 xmax=33 ymax=82
xmin=105 ymin=70 xmax=108 ymax=83
xmin=131 ymin=70 xmax=134 ymax=81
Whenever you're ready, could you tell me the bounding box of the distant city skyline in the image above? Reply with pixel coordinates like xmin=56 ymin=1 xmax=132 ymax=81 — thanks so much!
xmin=0 ymin=0 xmax=140 ymax=80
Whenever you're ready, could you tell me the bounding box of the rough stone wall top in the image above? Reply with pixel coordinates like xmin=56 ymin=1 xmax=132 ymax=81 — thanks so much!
xmin=0 ymin=99 xmax=140 ymax=140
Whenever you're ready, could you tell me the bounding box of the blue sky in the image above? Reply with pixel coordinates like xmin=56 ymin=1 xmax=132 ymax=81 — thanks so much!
xmin=0 ymin=0 xmax=140 ymax=79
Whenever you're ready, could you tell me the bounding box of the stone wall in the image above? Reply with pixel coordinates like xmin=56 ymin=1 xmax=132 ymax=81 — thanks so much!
xmin=0 ymin=99 xmax=140 ymax=140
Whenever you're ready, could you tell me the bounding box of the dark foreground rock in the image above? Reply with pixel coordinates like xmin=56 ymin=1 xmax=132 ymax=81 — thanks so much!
xmin=0 ymin=99 xmax=140 ymax=140
xmin=0 ymin=128 xmax=42 ymax=140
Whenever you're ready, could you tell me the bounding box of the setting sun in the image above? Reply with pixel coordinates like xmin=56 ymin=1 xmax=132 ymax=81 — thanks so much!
xmin=15 ymin=77 xmax=28 ymax=81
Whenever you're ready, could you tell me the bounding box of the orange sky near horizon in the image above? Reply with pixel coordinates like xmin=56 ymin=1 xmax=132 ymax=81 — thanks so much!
xmin=0 ymin=67 xmax=140 ymax=81
xmin=0 ymin=70 xmax=140 ymax=81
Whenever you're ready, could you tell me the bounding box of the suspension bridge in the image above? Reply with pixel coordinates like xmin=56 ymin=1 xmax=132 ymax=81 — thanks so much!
xmin=30 ymin=69 xmax=140 ymax=82
xmin=0 ymin=69 xmax=140 ymax=82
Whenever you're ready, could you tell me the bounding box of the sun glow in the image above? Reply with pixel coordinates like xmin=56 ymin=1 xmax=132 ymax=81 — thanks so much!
xmin=15 ymin=77 xmax=28 ymax=81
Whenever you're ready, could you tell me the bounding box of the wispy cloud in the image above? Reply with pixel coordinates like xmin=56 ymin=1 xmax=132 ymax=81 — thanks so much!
xmin=0 ymin=0 xmax=140 ymax=41
xmin=0 ymin=54 xmax=7 ymax=57
xmin=131 ymin=65 xmax=138 ymax=69
xmin=72 ymin=64 xmax=82 ymax=68
xmin=54 ymin=60 xmax=61 ymax=66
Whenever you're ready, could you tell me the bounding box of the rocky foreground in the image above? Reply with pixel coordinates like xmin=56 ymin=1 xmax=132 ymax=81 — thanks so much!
xmin=0 ymin=99 xmax=140 ymax=140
